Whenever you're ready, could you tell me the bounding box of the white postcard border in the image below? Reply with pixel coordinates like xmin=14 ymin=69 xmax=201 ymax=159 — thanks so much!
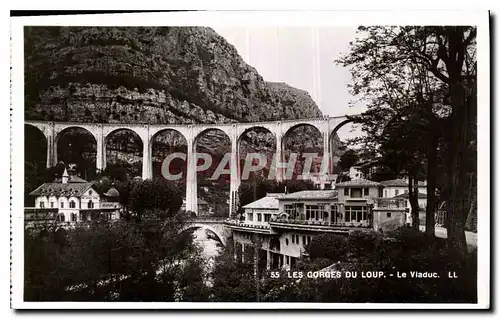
xmin=10 ymin=10 xmax=490 ymax=309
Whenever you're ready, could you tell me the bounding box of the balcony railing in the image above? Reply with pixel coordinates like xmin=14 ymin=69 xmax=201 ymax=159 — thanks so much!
xmin=269 ymin=216 xmax=372 ymax=229
xmin=223 ymin=219 xmax=271 ymax=231
xmin=373 ymin=198 xmax=407 ymax=209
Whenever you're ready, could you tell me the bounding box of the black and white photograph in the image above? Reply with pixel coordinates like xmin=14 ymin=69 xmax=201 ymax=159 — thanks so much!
xmin=9 ymin=10 xmax=490 ymax=309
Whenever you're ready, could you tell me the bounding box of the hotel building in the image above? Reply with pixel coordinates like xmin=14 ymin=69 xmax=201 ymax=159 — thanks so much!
xmin=225 ymin=178 xmax=409 ymax=270
xmin=25 ymin=166 xmax=122 ymax=227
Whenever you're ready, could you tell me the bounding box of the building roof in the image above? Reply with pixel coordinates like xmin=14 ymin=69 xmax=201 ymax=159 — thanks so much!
xmin=29 ymin=182 xmax=94 ymax=198
xmin=243 ymin=194 xmax=281 ymax=210
xmin=381 ymin=179 xmax=428 ymax=187
xmin=380 ymin=179 xmax=408 ymax=187
xmin=335 ymin=178 xmax=382 ymax=187
xmin=392 ymin=192 xmax=427 ymax=199
xmin=277 ymin=190 xmax=338 ymax=200
xmin=104 ymin=186 xmax=120 ymax=198
xmin=198 ymin=198 xmax=210 ymax=205
xmin=54 ymin=175 xmax=89 ymax=183
xmin=181 ymin=198 xmax=210 ymax=206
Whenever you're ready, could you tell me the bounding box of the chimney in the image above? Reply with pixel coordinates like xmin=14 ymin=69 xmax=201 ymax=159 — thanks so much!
xmin=62 ymin=167 xmax=69 ymax=184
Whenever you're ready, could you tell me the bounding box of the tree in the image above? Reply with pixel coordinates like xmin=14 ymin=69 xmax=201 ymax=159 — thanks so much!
xmin=338 ymin=149 xmax=360 ymax=172
xmin=128 ymin=178 xmax=183 ymax=221
xmin=210 ymin=238 xmax=257 ymax=301
xmin=24 ymin=214 xmax=208 ymax=301
xmin=99 ymin=159 xmax=142 ymax=181
xmin=337 ymin=26 xmax=476 ymax=251
xmin=377 ymin=113 xmax=428 ymax=230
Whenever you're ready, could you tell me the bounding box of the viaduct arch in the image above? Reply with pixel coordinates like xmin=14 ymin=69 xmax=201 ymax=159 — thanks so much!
xmin=25 ymin=116 xmax=355 ymax=216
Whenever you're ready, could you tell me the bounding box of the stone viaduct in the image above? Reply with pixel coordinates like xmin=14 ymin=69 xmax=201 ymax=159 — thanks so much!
xmin=25 ymin=116 xmax=353 ymax=215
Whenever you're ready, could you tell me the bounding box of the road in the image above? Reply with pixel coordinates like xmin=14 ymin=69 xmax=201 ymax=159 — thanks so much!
xmin=419 ymin=226 xmax=477 ymax=250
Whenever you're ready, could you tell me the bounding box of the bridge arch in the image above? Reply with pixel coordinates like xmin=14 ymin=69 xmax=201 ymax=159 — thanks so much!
xmin=281 ymin=123 xmax=324 ymax=178
xmin=55 ymin=126 xmax=97 ymax=177
xmin=328 ymin=118 xmax=360 ymax=176
xmin=25 ymin=124 xmax=48 ymax=169
xmin=55 ymin=125 xmax=98 ymax=143
xmin=103 ymin=127 xmax=145 ymax=146
xmin=193 ymin=127 xmax=231 ymax=147
xmin=150 ymin=128 xmax=187 ymax=146
xmin=281 ymin=121 xmax=322 ymax=140
xmin=104 ymin=128 xmax=144 ymax=178
xmin=237 ymin=125 xmax=276 ymax=144
xmin=237 ymin=126 xmax=276 ymax=180
xmin=181 ymin=224 xmax=227 ymax=246
xmin=25 ymin=123 xmax=48 ymax=142
xmin=150 ymin=128 xmax=188 ymax=179
xmin=331 ymin=118 xmax=355 ymax=138
xmin=192 ymin=127 xmax=232 ymax=216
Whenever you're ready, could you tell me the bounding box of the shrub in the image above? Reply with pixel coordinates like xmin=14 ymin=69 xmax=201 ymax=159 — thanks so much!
xmin=306 ymin=233 xmax=349 ymax=262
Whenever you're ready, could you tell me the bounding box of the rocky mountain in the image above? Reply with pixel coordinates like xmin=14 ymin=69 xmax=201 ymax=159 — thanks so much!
xmin=24 ymin=26 xmax=331 ymax=202
xmin=24 ymin=26 xmax=323 ymax=125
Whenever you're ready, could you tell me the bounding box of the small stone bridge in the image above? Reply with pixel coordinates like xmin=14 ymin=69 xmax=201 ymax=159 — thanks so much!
xmin=182 ymin=217 xmax=231 ymax=246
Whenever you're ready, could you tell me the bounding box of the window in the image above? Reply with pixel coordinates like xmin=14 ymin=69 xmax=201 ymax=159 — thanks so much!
xmin=50 ymin=202 xmax=54 ymax=208
xmin=39 ymin=202 xmax=45 ymax=208
xmin=60 ymin=202 xmax=64 ymax=208
xmin=247 ymin=213 xmax=253 ymax=222
xmin=344 ymin=188 xmax=349 ymax=196
xmin=257 ymin=214 xmax=262 ymax=222
xmin=264 ymin=214 xmax=271 ymax=222
xmin=378 ymin=188 xmax=383 ymax=197
xmin=302 ymin=236 xmax=306 ymax=245
xmin=306 ymin=204 xmax=326 ymax=221
xmin=384 ymin=190 xmax=388 ymax=197
xmin=71 ymin=213 xmax=77 ymax=222
xmin=296 ymin=235 xmax=300 ymax=243
xmin=56 ymin=213 xmax=65 ymax=222
xmin=87 ymin=201 xmax=94 ymax=209
xmin=285 ymin=238 xmax=289 ymax=245
xmin=89 ymin=190 xmax=93 ymax=195
xmin=364 ymin=188 xmax=369 ymax=196
xmin=307 ymin=236 xmax=311 ymax=245
xmin=351 ymin=188 xmax=362 ymax=198
xmin=69 ymin=200 xmax=76 ymax=208
xmin=292 ymin=235 xmax=295 ymax=244
xmin=395 ymin=189 xmax=400 ymax=196
xmin=331 ymin=205 xmax=339 ymax=223
xmin=345 ymin=206 xmax=368 ymax=223
xmin=284 ymin=204 xmax=296 ymax=216
xmin=387 ymin=212 xmax=392 ymax=218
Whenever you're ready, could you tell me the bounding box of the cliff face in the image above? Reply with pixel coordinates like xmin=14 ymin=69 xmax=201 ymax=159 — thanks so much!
xmin=24 ymin=26 xmax=323 ymax=124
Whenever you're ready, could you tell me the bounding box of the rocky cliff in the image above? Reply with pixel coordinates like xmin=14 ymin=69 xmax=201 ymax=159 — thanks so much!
xmin=24 ymin=26 xmax=323 ymax=124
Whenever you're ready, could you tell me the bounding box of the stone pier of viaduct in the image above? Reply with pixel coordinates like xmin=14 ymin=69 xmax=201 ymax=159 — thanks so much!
xmin=25 ymin=116 xmax=353 ymax=215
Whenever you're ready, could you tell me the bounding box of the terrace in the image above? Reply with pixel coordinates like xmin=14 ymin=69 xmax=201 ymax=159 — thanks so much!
xmin=268 ymin=215 xmax=372 ymax=233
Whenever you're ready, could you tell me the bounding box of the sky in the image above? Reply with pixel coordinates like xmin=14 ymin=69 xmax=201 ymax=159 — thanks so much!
xmin=213 ymin=26 xmax=365 ymax=140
